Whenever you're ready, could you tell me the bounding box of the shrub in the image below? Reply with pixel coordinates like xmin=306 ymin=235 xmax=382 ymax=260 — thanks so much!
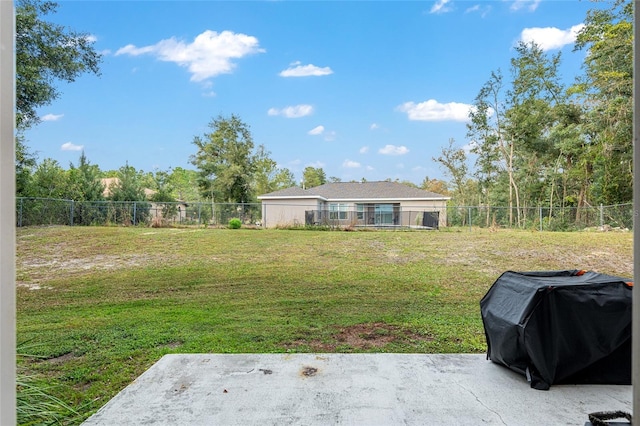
xmin=228 ymin=218 xmax=242 ymax=229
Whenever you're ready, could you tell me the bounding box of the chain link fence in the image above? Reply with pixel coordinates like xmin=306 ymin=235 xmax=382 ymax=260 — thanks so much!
xmin=445 ymin=204 xmax=632 ymax=231
xmin=16 ymin=198 xmax=261 ymax=228
xmin=15 ymin=197 xmax=632 ymax=231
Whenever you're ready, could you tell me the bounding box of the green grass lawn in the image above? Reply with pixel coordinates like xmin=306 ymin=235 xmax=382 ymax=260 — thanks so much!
xmin=16 ymin=226 xmax=633 ymax=424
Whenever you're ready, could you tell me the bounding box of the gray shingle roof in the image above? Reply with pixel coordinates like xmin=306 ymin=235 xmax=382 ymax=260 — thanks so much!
xmin=258 ymin=186 xmax=310 ymax=198
xmin=259 ymin=181 xmax=449 ymax=200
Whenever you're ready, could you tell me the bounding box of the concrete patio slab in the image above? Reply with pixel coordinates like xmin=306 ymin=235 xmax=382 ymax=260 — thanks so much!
xmin=83 ymin=354 xmax=632 ymax=425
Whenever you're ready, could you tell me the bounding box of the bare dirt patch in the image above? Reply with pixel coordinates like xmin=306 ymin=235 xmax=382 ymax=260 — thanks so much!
xmin=17 ymin=282 xmax=52 ymax=291
xmin=18 ymin=254 xmax=165 ymax=285
xmin=158 ymin=341 xmax=183 ymax=350
xmin=286 ymin=323 xmax=434 ymax=352
xmin=435 ymin=244 xmax=633 ymax=278
xmin=47 ymin=352 xmax=76 ymax=364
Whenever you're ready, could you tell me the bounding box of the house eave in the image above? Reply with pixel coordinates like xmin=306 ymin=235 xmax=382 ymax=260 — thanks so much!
xmin=324 ymin=197 xmax=451 ymax=203
xmin=257 ymin=195 xmax=328 ymax=201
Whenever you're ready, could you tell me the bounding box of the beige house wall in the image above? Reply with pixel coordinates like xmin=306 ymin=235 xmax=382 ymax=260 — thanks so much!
xmin=261 ymin=199 xmax=320 ymax=228
xmin=261 ymin=198 xmax=449 ymax=229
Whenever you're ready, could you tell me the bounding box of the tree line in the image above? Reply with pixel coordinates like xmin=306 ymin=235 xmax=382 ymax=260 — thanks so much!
xmin=15 ymin=0 xmax=633 ymax=224
xmin=436 ymin=0 xmax=632 ymax=227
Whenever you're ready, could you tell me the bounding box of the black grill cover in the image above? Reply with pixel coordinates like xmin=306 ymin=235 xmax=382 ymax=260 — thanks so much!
xmin=480 ymin=270 xmax=632 ymax=390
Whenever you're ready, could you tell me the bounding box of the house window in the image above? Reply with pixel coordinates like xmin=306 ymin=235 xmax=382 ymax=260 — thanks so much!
xmin=329 ymin=203 xmax=348 ymax=220
xmin=356 ymin=204 xmax=364 ymax=220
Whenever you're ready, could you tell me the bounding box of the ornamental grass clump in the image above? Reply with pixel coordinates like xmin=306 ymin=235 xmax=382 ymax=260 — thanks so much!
xmin=17 ymin=343 xmax=80 ymax=425
xmin=228 ymin=218 xmax=242 ymax=229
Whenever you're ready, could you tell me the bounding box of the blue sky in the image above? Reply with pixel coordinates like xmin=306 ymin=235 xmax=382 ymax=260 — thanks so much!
xmin=23 ymin=0 xmax=602 ymax=185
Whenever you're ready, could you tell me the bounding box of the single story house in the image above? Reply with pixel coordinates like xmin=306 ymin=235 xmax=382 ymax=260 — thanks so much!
xmin=257 ymin=181 xmax=450 ymax=229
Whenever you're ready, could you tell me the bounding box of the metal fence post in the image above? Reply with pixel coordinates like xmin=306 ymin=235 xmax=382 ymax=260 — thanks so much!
xmin=18 ymin=198 xmax=22 ymax=228
xmin=539 ymin=206 xmax=543 ymax=232
xmin=468 ymin=207 xmax=472 ymax=231
xmin=600 ymin=204 xmax=604 ymax=228
xmin=133 ymin=202 xmax=137 ymax=226
xmin=70 ymin=200 xmax=74 ymax=226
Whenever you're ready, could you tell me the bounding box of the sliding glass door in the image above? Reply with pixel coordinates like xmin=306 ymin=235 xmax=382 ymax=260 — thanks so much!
xmin=375 ymin=204 xmax=394 ymax=225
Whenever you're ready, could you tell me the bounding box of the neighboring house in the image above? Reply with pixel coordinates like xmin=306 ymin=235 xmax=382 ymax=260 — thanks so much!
xmin=100 ymin=178 xmax=188 ymax=222
xmin=100 ymin=177 xmax=157 ymax=199
xmin=257 ymin=181 xmax=450 ymax=229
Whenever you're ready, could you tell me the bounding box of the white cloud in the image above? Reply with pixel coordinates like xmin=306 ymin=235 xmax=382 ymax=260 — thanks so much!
xmin=359 ymin=146 xmax=370 ymax=154
xmin=343 ymin=160 xmax=361 ymax=168
xmin=202 ymin=91 xmax=216 ymax=98
xmin=397 ymin=99 xmax=472 ymax=122
xmin=465 ymin=4 xmax=491 ymax=17
xmin=430 ymin=0 xmax=453 ymax=14
xmin=366 ymin=165 xmax=374 ymax=171
xmin=61 ymin=142 xmax=83 ymax=151
xmin=268 ymin=104 xmax=314 ymax=118
xmin=307 ymin=161 xmax=325 ymax=168
xmin=308 ymin=125 xmax=325 ymax=135
xmin=115 ymin=30 xmax=264 ymax=82
xmin=370 ymin=123 xmax=380 ymax=130
xmin=511 ymin=0 xmax=541 ymax=12
xmin=280 ymin=63 xmax=333 ymax=77
xmin=379 ymin=145 xmax=409 ymax=156
xmin=41 ymin=113 xmax=63 ymax=122
xmin=520 ymin=24 xmax=585 ymax=51
xmin=462 ymin=141 xmax=477 ymax=154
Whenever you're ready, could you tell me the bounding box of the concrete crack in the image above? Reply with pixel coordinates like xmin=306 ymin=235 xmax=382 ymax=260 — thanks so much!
xmin=457 ymin=383 xmax=507 ymax=425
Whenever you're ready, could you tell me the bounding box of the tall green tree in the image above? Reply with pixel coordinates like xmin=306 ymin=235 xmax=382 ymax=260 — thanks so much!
xmin=467 ymin=84 xmax=501 ymax=226
xmin=253 ymin=145 xmax=297 ymax=196
xmin=302 ymin=166 xmax=326 ymax=188
xmin=190 ymin=114 xmax=257 ymax=203
xmin=107 ymin=163 xmax=150 ymax=225
xmin=167 ymin=167 xmax=201 ymax=201
xmin=505 ymin=41 xmax=567 ymax=221
xmin=16 ymin=0 xmax=101 ymax=129
xmin=67 ymin=152 xmax=104 ymax=224
xmin=468 ymin=41 xmax=581 ymax=227
xmin=30 ymin=158 xmax=68 ymax=199
xmin=149 ymin=169 xmax=176 ymax=203
xmin=15 ymin=135 xmax=37 ymax=197
xmin=107 ymin=163 xmax=147 ymax=202
xmin=434 ymin=138 xmax=469 ymax=205
xmin=467 ymin=70 xmax=519 ymax=223
xmin=67 ymin=152 xmax=104 ymax=202
xmin=572 ymin=0 xmax=632 ymax=205
xmin=149 ymin=169 xmax=178 ymax=220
